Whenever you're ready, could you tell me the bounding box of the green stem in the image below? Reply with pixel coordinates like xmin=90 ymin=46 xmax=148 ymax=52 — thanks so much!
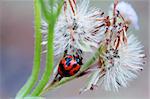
xmin=41 ymin=45 xmax=105 ymax=95
xmin=16 ymin=0 xmax=42 ymax=97
xmin=31 ymin=0 xmax=63 ymax=96
xmin=31 ymin=23 xmax=54 ymax=96
xmin=39 ymin=0 xmax=50 ymax=21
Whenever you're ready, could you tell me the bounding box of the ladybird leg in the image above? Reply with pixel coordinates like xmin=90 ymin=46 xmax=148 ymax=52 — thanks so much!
xmin=51 ymin=73 xmax=61 ymax=85
xmin=63 ymin=49 xmax=68 ymax=57
xmin=52 ymin=67 xmax=65 ymax=84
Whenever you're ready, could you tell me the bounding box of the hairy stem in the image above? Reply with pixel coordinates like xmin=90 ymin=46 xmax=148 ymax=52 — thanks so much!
xmin=31 ymin=0 xmax=63 ymax=96
xmin=16 ymin=0 xmax=42 ymax=97
xmin=31 ymin=24 xmax=54 ymax=96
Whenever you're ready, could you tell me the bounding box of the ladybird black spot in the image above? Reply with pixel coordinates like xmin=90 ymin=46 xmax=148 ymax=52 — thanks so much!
xmin=65 ymin=57 xmax=68 ymax=60
xmin=58 ymin=64 xmax=71 ymax=77
xmin=59 ymin=63 xmax=64 ymax=68
xmin=66 ymin=60 xmax=71 ymax=66
xmin=72 ymin=64 xmax=77 ymax=67
xmin=66 ymin=63 xmax=70 ymax=66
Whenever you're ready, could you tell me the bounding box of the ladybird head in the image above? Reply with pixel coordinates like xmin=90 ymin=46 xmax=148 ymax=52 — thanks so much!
xmin=74 ymin=55 xmax=83 ymax=65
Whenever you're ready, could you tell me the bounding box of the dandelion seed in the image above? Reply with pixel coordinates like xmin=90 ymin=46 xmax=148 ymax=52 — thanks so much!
xmin=81 ymin=34 xmax=145 ymax=92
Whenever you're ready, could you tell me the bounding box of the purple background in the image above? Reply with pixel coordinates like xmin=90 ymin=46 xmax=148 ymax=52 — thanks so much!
xmin=0 ymin=0 xmax=149 ymax=99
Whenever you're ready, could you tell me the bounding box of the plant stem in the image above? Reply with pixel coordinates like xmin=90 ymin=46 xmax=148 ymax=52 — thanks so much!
xmin=41 ymin=45 xmax=105 ymax=95
xmin=30 ymin=0 xmax=63 ymax=96
xmin=31 ymin=23 xmax=54 ymax=96
xmin=16 ymin=0 xmax=42 ymax=97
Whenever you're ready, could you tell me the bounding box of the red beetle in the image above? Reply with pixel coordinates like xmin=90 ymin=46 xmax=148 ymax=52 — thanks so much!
xmin=58 ymin=54 xmax=82 ymax=77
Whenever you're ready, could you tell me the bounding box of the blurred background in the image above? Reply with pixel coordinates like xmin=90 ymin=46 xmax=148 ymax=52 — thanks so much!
xmin=0 ymin=0 xmax=149 ymax=99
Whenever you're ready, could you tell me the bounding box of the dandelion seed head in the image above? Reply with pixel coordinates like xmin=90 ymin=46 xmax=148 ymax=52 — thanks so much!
xmin=81 ymin=33 xmax=145 ymax=92
xmin=42 ymin=0 xmax=105 ymax=56
xmin=100 ymin=34 xmax=145 ymax=91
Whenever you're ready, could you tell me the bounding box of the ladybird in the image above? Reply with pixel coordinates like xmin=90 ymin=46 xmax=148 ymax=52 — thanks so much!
xmin=58 ymin=54 xmax=82 ymax=77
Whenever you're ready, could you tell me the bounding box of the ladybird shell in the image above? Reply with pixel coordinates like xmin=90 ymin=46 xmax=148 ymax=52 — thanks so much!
xmin=58 ymin=55 xmax=81 ymax=77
